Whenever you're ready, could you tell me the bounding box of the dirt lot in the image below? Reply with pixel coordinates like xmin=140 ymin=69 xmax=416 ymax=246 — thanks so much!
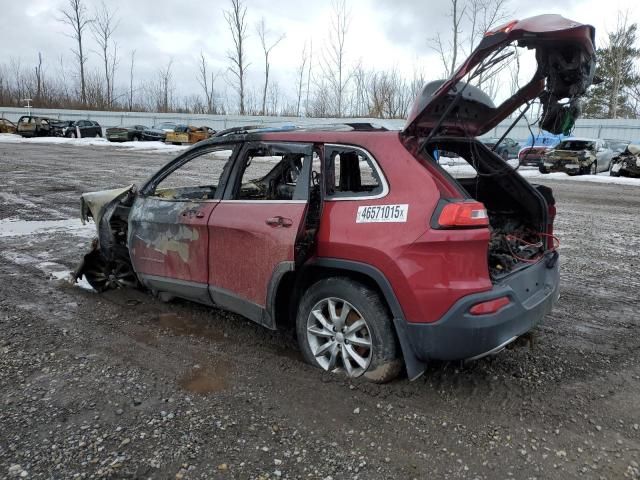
xmin=0 ymin=141 xmax=639 ymax=480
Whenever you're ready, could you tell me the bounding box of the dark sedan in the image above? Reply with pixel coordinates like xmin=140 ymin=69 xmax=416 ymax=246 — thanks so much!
xmin=64 ymin=120 xmax=103 ymax=138
xmin=141 ymin=122 xmax=177 ymax=141
xmin=479 ymin=137 xmax=520 ymax=159
xmin=106 ymin=125 xmax=148 ymax=142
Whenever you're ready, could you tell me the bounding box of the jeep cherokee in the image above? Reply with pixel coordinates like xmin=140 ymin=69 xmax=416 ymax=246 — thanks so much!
xmin=73 ymin=15 xmax=596 ymax=382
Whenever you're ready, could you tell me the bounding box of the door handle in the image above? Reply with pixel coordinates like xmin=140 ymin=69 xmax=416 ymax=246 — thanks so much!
xmin=265 ymin=216 xmax=293 ymax=227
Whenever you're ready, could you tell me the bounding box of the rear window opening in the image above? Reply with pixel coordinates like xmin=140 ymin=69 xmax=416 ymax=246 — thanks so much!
xmin=423 ymin=138 xmax=553 ymax=280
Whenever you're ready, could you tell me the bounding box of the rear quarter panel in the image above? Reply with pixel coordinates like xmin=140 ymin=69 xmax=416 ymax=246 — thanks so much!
xmin=315 ymin=134 xmax=492 ymax=324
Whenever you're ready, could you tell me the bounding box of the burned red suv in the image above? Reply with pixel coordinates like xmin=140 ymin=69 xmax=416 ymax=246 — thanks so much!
xmin=74 ymin=15 xmax=595 ymax=382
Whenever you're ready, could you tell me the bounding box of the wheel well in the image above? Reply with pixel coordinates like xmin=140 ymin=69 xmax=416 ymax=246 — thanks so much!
xmin=272 ymin=265 xmax=394 ymax=330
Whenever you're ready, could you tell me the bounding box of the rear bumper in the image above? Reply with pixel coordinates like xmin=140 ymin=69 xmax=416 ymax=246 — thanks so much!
xmin=403 ymin=254 xmax=560 ymax=362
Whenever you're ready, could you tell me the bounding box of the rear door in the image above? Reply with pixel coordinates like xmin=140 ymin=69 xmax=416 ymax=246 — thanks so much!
xmin=128 ymin=143 xmax=238 ymax=304
xmin=208 ymin=142 xmax=312 ymax=327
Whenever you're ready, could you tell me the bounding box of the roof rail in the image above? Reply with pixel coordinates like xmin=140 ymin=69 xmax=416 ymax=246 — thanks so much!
xmin=212 ymin=124 xmax=297 ymax=137
xmin=212 ymin=122 xmax=388 ymax=137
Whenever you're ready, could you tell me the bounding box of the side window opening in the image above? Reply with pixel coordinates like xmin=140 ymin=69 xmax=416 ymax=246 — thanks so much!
xmin=151 ymin=145 xmax=237 ymax=201
xmin=325 ymin=147 xmax=383 ymax=198
xmin=234 ymin=145 xmax=309 ymax=201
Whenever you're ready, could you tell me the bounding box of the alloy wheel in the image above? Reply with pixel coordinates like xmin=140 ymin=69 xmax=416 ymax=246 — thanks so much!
xmin=306 ymin=297 xmax=372 ymax=377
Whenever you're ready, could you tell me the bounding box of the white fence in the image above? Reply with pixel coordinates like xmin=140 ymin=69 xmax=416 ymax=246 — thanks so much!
xmin=1 ymin=106 xmax=639 ymax=142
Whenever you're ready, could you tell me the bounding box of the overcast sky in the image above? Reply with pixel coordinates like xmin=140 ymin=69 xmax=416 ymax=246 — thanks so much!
xmin=0 ymin=0 xmax=638 ymax=108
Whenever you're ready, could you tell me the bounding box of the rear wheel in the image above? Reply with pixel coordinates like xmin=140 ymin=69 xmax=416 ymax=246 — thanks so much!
xmin=539 ymin=166 xmax=549 ymax=174
xmin=296 ymin=277 xmax=401 ymax=383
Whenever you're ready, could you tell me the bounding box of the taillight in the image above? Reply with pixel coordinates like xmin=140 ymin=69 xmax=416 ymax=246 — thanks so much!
xmin=437 ymin=201 xmax=489 ymax=228
xmin=546 ymin=204 xmax=557 ymax=249
xmin=469 ymin=296 xmax=510 ymax=315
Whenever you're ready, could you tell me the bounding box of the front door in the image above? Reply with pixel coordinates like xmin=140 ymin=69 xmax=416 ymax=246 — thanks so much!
xmin=208 ymin=142 xmax=312 ymax=326
xmin=128 ymin=144 xmax=238 ymax=303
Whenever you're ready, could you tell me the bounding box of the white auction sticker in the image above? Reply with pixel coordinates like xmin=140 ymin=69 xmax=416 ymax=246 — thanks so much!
xmin=356 ymin=204 xmax=408 ymax=223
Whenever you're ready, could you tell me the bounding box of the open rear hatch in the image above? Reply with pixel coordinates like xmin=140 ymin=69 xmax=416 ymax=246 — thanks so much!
xmin=402 ymin=14 xmax=595 ymax=280
xmin=403 ymin=14 xmax=595 ymax=138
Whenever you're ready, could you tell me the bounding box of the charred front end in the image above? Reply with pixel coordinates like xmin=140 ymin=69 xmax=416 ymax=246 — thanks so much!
xmin=74 ymin=186 xmax=138 ymax=291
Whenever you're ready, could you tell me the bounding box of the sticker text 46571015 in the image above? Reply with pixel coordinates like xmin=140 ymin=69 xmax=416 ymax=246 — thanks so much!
xmin=356 ymin=204 xmax=408 ymax=223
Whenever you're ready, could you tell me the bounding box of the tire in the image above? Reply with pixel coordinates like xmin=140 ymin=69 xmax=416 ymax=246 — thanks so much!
xmin=500 ymin=149 xmax=508 ymax=161
xmin=589 ymin=161 xmax=597 ymax=175
xmin=296 ymin=277 xmax=401 ymax=383
xmin=80 ymin=250 xmax=138 ymax=292
xmin=133 ymin=136 xmax=140 ymax=142
xmin=538 ymin=166 xmax=549 ymax=174
xmin=69 ymin=131 xmax=76 ymax=139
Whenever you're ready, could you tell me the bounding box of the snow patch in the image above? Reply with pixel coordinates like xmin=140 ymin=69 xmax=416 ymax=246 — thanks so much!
xmin=48 ymin=269 xmax=95 ymax=291
xmin=517 ymin=169 xmax=640 ymax=185
xmin=0 ymin=218 xmax=95 ymax=238
xmin=0 ymin=133 xmax=188 ymax=153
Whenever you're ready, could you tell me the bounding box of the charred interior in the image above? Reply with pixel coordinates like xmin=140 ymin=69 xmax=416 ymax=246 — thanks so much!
xmin=425 ymin=138 xmax=553 ymax=280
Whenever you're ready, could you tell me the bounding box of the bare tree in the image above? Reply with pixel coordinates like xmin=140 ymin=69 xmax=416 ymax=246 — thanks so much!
xmin=321 ymin=0 xmax=351 ymax=117
xmin=431 ymin=0 xmax=511 ymax=79
xmin=197 ymin=52 xmax=221 ymax=114
xmin=305 ymin=40 xmax=313 ymax=116
xmin=34 ymin=53 xmax=44 ymax=101
xmin=58 ymin=0 xmax=92 ymax=105
xmin=256 ymin=17 xmax=285 ymax=115
xmin=224 ymin=0 xmax=249 ymax=114
xmin=295 ymin=42 xmax=309 ymax=116
xmin=128 ymin=49 xmax=136 ymax=111
xmin=91 ymin=1 xmax=119 ymax=107
xmin=608 ymin=12 xmax=635 ymax=118
xmin=430 ymin=0 xmax=465 ymax=77
xmin=158 ymin=59 xmax=174 ymax=113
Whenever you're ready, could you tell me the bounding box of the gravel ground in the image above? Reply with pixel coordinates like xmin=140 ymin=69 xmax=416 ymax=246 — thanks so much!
xmin=0 ymin=142 xmax=639 ymax=480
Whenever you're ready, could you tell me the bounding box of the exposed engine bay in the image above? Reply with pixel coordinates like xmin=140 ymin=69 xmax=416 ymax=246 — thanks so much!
xmin=610 ymin=143 xmax=640 ymax=178
xmin=540 ymin=139 xmax=597 ymax=175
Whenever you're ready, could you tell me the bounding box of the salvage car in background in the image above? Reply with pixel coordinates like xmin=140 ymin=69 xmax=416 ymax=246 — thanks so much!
xmin=72 ymin=15 xmax=594 ymax=382
xmin=480 ymin=137 xmax=520 ymax=159
xmin=165 ymin=125 xmax=214 ymax=145
xmin=50 ymin=120 xmax=74 ymax=137
xmin=63 ymin=120 xmax=102 ymax=138
xmin=17 ymin=116 xmax=53 ymax=137
xmin=518 ymin=132 xmax=563 ymax=167
xmin=106 ymin=125 xmax=147 ymax=142
xmin=609 ymin=142 xmax=640 ymax=177
xmin=604 ymin=139 xmax=629 ymax=154
xmin=539 ymin=138 xmax=614 ymax=175
xmin=0 ymin=118 xmax=17 ymax=134
xmin=141 ymin=122 xmax=177 ymax=141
